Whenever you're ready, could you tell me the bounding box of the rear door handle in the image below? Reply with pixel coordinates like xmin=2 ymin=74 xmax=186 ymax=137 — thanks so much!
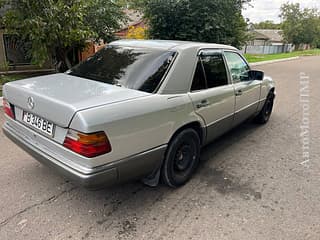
xmin=196 ymin=99 xmax=210 ymax=109
xmin=235 ymin=89 xmax=243 ymax=96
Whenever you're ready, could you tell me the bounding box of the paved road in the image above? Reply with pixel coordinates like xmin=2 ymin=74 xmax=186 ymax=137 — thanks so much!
xmin=0 ymin=56 xmax=320 ymax=240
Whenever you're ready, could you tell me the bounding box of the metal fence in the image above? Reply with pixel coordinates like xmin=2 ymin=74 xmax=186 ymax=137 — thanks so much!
xmin=3 ymin=34 xmax=32 ymax=65
xmin=241 ymin=44 xmax=294 ymax=54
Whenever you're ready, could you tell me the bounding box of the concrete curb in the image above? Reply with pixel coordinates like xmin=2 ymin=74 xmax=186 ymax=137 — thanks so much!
xmin=250 ymin=56 xmax=299 ymax=67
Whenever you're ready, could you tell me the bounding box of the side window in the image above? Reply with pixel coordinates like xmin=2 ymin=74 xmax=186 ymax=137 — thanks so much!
xmin=201 ymin=53 xmax=228 ymax=88
xmin=191 ymin=59 xmax=207 ymax=91
xmin=224 ymin=52 xmax=250 ymax=83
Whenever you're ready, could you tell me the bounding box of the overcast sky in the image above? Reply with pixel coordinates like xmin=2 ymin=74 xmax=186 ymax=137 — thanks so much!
xmin=242 ymin=0 xmax=320 ymax=23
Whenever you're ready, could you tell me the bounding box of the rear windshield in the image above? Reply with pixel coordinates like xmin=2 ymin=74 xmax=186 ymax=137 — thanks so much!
xmin=67 ymin=45 xmax=176 ymax=93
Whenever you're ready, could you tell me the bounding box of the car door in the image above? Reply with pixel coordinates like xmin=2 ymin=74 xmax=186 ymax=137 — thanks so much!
xmin=223 ymin=51 xmax=261 ymax=126
xmin=188 ymin=50 xmax=235 ymax=144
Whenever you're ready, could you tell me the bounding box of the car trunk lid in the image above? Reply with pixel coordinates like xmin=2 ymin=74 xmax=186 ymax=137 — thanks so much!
xmin=3 ymin=73 xmax=149 ymax=127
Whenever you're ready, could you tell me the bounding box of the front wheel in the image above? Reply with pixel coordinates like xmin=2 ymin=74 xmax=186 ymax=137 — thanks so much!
xmin=161 ymin=128 xmax=200 ymax=188
xmin=254 ymin=92 xmax=275 ymax=124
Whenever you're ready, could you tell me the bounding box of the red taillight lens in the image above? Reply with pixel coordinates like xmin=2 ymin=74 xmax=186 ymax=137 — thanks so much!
xmin=3 ymin=99 xmax=15 ymax=119
xmin=63 ymin=130 xmax=112 ymax=158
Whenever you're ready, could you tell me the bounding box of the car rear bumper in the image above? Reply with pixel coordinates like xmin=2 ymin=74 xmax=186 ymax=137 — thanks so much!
xmin=3 ymin=121 xmax=166 ymax=189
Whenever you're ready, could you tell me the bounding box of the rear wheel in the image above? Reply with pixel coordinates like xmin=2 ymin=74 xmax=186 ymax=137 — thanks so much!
xmin=255 ymin=92 xmax=275 ymax=124
xmin=161 ymin=128 xmax=200 ymax=188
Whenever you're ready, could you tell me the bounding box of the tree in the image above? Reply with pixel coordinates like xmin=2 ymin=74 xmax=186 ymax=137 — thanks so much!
xmin=253 ymin=20 xmax=281 ymax=30
xmin=280 ymin=3 xmax=320 ymax=48
xmin=117 ymin=0 xmax=145 ymax=9
xmin=140 ymin=0 xmax=251 ymax=48
xmin=0 ymin=0 xmax=125 ymax=71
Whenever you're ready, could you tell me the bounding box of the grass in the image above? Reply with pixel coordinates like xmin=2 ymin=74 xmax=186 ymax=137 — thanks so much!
xmin=245 ymin=49 xmax=320 ymax=63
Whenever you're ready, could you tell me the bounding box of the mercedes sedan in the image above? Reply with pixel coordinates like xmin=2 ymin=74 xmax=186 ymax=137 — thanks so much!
xmin=3 ymin=40 xmax=275 ymax=188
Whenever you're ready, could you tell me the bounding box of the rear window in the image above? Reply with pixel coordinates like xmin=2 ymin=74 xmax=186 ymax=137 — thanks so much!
xmin=67 ymin=45 xmax=176 ymax=93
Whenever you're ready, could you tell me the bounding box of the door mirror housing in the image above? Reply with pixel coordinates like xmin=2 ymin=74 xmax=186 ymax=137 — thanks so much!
xmin=248 ymin=70 xmax=264 ymax=81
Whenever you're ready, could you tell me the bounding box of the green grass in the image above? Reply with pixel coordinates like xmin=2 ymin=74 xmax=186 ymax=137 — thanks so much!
xmin=245 ymin=49 xmax=320 ymax=63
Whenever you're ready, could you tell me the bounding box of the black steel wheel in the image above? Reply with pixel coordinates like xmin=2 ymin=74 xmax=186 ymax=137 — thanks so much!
xmin=255 ymin=92 xmax=275 ymax=124
xmin=161 ymin=128 xmax=200 ymax=188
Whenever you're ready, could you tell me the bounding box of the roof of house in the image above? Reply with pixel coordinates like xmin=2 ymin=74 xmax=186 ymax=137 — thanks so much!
xmin=118 ymin=9 xmax=144 ymax=31
xmin=125 ymin=9 xmax=143 ymax=25
xmin=253 ymin=29 xmax=283 ymax=42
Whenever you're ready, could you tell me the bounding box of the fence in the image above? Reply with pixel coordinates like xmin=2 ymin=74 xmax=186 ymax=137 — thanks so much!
xmin=241 ymin=44 xmax=294 ymax=54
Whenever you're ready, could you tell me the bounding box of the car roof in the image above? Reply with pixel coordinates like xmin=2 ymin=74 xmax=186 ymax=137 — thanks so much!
xmin=110 ymin=39 xmax=238 ymax=51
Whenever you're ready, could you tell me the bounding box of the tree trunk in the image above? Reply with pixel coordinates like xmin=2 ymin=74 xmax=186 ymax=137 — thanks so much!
xmin=64 ymin=53 xmax=72 ymax=69
xmin=55 ymin=47 xmax=73 ymax=72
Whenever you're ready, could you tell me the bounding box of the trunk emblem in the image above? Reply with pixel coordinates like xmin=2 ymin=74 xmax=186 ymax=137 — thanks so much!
xmin=27 ymin=97 xmax=35 ymax=110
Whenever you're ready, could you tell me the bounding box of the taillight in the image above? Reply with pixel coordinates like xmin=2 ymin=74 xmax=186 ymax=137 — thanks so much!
xmin=63 ymin=130 xmax=112 ymax=158
xmin=3 ymin=98 xmax=15 ymax=119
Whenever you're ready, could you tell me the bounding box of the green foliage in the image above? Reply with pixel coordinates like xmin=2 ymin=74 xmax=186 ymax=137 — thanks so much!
xmin=86 ymin=0 xmax=126 ymax=42
xmin=0 ymin=74 xmax=26 ymax=85
xmin=0 ymin=0 xmax=125 ymax=70
xmin=280 ymin=3 xmax=320 ymax=47
xmin=141 ymin=0 xmax=250 ymax=48
xmin=0 ymin=60 xmax=9 ymax=72
xmin=253 ymin=21 xmax=281 ymax=30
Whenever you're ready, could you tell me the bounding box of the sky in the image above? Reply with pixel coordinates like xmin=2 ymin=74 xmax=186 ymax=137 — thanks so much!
xmin=242 ymin=0 xmax=320 ymax=23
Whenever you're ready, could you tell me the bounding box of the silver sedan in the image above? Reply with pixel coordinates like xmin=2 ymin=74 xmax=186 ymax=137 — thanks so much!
xmin=2 ymin=40 xmax=275 ymax=188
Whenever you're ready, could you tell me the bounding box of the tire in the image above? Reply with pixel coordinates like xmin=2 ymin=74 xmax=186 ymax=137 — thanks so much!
xmin=161 ymin=128 xmax=200 ymax=188
xmin=254 ymin=92 xmax=275 ymax=124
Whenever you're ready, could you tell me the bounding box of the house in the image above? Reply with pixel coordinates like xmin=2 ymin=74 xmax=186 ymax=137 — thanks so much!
xmin=243 ymin=29 xmax=294 ymax=54
xmin=249 ymin=29 xmax=284 ymax=46
xmin=80 ymin=9 xmax=146 ymax=62
xmin=115 ymin=9 xmax=146 ymax=39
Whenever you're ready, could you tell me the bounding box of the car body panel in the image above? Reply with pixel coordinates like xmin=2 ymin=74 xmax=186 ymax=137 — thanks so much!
xmin=69 ymin=94 xmax=205 ymax=167
xmin=233 ymin=80 xmax=262 ymax=126
xmin=188 ymin=85 xmax=235 ymax=143
xmin=155 ymin=44 xmax=237 ymax=94
xmin=3 ymin=119 xmax=166 ymax=189
xmin=221 ymin=49 xmax=270 ymax=126
xmin=2 ymin=40 xmax=275 ymax=188
xmin=3 ymin=73 xmax=149 ymax=127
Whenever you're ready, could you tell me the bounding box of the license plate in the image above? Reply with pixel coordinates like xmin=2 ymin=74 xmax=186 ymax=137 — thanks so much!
xmin=22 ymin=111 xmax=55 ymax=137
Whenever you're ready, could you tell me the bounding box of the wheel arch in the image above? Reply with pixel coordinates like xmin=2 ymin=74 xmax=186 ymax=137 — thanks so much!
xmin=143 ymin=120 xmax=205 ymax=187
xmin=269 ymin=87 xmax=276 ymax=97
xmin=169 ymin=121 xmax=205 ymax=146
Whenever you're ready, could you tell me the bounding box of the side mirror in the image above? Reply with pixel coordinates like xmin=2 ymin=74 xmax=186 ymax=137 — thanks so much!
xmin=248 ymin=70 xmax=264 ymax=81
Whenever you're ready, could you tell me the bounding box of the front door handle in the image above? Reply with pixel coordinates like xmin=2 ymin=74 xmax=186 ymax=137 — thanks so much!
xmin=235 ymin=89 xmax=243 ymax=96
xmin=196 ymin=99 xmax=210 ymax=109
